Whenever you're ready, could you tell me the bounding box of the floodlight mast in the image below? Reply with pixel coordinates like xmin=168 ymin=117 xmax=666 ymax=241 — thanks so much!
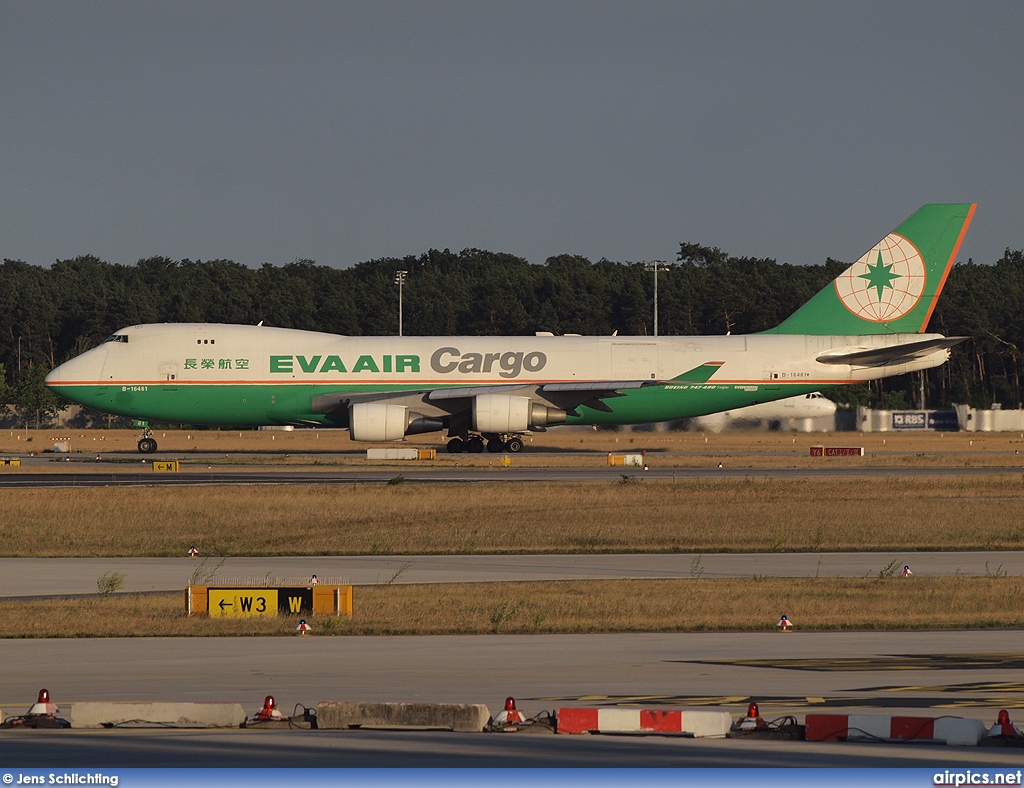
xmin=643 ymin=261 xmax=670 ymax=336
xmin=394 ymin=270 xmax=408 ymax=337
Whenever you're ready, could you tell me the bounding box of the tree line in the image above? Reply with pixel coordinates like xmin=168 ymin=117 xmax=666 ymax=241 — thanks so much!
xmin=2 ymin=244 xmax=1022 ymax=425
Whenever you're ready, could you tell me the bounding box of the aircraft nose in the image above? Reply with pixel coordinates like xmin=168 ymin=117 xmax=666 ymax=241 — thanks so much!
xmin=46 ymin=346 xmax=109 ymax=391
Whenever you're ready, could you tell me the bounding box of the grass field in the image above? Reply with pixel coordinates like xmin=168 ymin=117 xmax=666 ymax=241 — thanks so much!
xmin=1 ymin=476 xmax=1024 ymax=557
xmin=3 ymin=576 xmax=1022 ymax=637
xmin=4 ymin=428 xmax=1023 ymax=636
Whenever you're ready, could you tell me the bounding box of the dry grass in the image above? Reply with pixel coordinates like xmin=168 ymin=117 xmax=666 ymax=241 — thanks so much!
xmin=1 ymin=476 xmax=1024 ymax=557
xmin=3 ymin=576 xmax=1023 ymax=637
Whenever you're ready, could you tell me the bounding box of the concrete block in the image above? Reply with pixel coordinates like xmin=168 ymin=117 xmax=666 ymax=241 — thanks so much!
xmin=935 ymin=717 xmax=988 ymax=746
xmin=680 ymin=710 xmax=733 ymax=737
xmin=317 ymin=701 xmax=490 ymax=732
xmin=366 ymin=448 xmax=419 ymax=460
xmin=70 ymin=702 xmax=246 ymax=729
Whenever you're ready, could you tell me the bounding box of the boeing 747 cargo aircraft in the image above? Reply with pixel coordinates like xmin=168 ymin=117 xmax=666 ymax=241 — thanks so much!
xmin=45 ymin=203 xmax=975 ymax=453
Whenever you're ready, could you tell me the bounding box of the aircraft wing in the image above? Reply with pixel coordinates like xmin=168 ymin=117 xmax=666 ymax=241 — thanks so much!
xmin=427 ymin=381 xmax=655 ymax=400
xmin=311 ymin=380 xmax=658 ymax=418
xmin=815 ymin=337 xmax=967 ymax=367
xmin=540 ymin=381 xmax=653 ymax=393
xmin=430 ymin=381 xmax=659 ymax=415
xmin=427 ymin=385 xmax=534 ymax=401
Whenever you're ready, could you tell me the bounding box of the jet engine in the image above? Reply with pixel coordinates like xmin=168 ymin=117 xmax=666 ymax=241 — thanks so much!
xmin=471 ymin=394 xmax=566 ymax=433
xmin=348 ymin=403 xmax=443 ymax=441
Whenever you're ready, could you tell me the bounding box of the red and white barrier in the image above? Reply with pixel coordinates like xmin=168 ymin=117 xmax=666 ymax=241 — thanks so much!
xmin=806 ymin=714 xmax=987 ymax=746
xmin=557 ymin=708 xmax=731 ymax=737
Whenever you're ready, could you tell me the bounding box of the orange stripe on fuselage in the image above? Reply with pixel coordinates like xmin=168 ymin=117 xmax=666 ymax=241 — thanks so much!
xmin=918 ymin=203 xmax=976 ymax=331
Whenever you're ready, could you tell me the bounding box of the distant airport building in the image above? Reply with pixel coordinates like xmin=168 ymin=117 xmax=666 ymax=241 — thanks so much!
xmin=954 ymin=404 xmax=1024 ymax=432
xmin=856 ymin=404 xmax=1024 ymax=432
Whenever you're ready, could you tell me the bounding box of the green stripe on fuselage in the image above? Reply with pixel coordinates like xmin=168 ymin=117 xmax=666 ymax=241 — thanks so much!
xmin=50 ymin=381 xmax=830 ymax=428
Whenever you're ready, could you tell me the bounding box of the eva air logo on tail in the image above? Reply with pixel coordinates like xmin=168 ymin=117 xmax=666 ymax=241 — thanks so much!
xmin=834 ymin=233 xmax=926 ymax=322
xmin=771 ymin=204 xmax=974 ymax=336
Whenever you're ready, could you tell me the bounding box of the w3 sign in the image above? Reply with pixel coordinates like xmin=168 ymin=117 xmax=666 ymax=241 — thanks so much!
xmin=207 ymin=588 xmax=313 ymax=617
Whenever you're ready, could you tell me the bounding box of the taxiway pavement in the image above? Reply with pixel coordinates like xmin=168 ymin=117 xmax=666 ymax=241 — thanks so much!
xmin=2 ymin=630 xmax=1024 ymax=766
xmin=2 ymin=552 xmax=1022 ymax=597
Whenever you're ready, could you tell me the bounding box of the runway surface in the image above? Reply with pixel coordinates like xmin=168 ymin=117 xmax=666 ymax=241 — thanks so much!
xmin=2 ymin=552 xmax=1022 ymax=597
xmin=3 ymin=630 xmax=1024 ymax=766
xmin=1 ymin=464 xmax=1023 ymax=486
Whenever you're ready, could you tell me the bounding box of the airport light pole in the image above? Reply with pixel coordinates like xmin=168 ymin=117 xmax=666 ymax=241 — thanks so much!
xmin=395 ymin=270 xmax=408 ymax=337
xmin=643 ymin=261 xmax=670 ymax=336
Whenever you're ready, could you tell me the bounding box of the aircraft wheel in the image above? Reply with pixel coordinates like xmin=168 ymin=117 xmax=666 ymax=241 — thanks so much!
xmin=466 ymin=436 xmax=485 ymax=453
xmin=505 ymin=437 xmax=524 ymax=453
xmin=138 ymin=438 xmax=158 ymax=454
xmin=486 ymin=439 xmax=505 ymax=453
xmin=446 ymin=438 xmax=465 ymax=454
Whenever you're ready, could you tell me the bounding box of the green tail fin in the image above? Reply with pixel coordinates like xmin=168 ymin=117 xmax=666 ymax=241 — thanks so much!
xmin=769 ymin=203 xmax=975 ymax=335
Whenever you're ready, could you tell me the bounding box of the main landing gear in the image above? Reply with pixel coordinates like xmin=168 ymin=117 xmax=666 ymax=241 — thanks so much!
xmin=446 ymin=434 xmax=524 ymax=454
xmin=137 ymin=427 xmax=158 ymax=454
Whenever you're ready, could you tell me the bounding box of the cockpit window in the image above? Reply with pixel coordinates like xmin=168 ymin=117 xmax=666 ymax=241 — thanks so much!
xmin=103 ymin=334 xmax=128 ymax=343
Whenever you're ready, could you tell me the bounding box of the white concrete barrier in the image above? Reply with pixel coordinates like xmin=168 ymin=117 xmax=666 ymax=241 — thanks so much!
xmin=317 ymin=701 xmax=490 ymax=732
xmin=70 ymin=702 xmax=246 ymax=729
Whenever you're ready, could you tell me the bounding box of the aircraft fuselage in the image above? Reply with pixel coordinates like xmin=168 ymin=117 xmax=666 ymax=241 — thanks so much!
xmin=45 ymin=323 xmax=950 ymax=428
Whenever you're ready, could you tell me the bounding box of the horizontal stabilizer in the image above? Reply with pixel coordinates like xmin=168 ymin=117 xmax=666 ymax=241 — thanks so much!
xmin=815 ymin=337 xmax=967 ymax=367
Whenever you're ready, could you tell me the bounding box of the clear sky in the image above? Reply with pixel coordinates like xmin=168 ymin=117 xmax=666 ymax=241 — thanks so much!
xmin=2 ymin=1 xmax=1021 ymax=270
